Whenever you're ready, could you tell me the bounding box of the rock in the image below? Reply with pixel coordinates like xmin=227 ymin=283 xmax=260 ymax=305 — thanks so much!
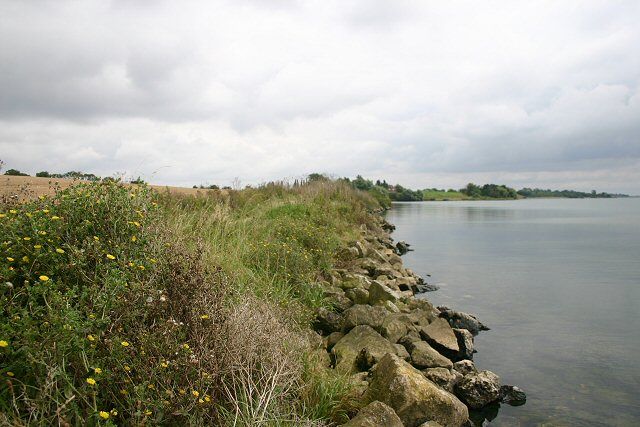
xmin=384 ymin=300 xmax=401 ymax=313
xmin=323 ymin=286 xmax=354 ymax=312
xmin=343 ymin=401 xmax=403 ymax=427
xmin=356 ymin=347 xmax=378 ymax=371
xmin=394 ymin=344 xmax=411 ymax=361
xmin=354 ymin=241 xmax=367 ymax=258
xmin=410 ymin=341 xmax=453 ymax=369
xmin=366 ymin=353 xmax=469 ymax=427
xmin=368 ymin=281 xmax=402 ymax=305
xmin=453 ymin=328 xmax=474 ymax=360
xmin=342 ymin=305 xmax=387 ymax=331
xmin=437 ymin=307 xmax=489 ymax=336
xmin=500 ymin=385 xmax=527 ymax=406
xmin=395 ymin=241 xmax=411 ymax=255
xmin=414 ymin=283 xmax=440 ymax=293
xmin=313 ymin=348 xmax=332 ymax=368
xmin=313 ymin=308 xmax=343 ymax=335
xmin=420 ymin=318 xmax=460 ymax=357
xmin=340 ymin=246 xmax=360 ymax=261
xmin=326 ymin=331 xmax=344 ymax=351
xmin=332 ymin=325 xmax=397 ymax=373
xmin=423 ymin=367 xmax=463 ymax=393
xmin=417 ymin=422 xmax=443 ymax=427
xmin=345 ymin=288 xmax=370 ymax=305
xmin=380 ymin=315 xmax=409 ymax=343
xmin=453 ymin=360 xmax=477 ymax=376
xmin=408 ymin=309 xmax=437 ymax=328
xmin=398 ymin=330 xmax=422 ymax=350
xmin=454 ymin=370 xmax=501 ymax=409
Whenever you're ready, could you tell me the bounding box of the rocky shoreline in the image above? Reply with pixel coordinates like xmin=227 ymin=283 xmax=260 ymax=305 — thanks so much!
xmin=313 ymin=214 xmax=525 ymax=426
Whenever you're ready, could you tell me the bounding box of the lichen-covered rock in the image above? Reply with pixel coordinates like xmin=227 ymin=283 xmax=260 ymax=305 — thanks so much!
xmin=410 ymin=341 xmax=453 ymax=369
xmin=326 ymin=331 xmax=345 ymax=351
xmin=368 ymin=281 xmax=402 ymax=305
xmin=453 ymin=360 xmax=477 ymax=376
xmin=345 ymin=288 xmax=370 ymax=304
xmin=342 ymin=400 xmax=404 ymax=427
xmin=342 ymin=305 xmax=387 ymax=331
xmin=420 ymin=318 xmax=460 ymax=356
xmin=332 ymin=325 xmax=397 ymax=373
xmin=366 ymin=353 xmax=469 ymax=427
xmin=380 ymin=315 xmax=409 ymax=343
xmin=314 ymin=307 xmax=343 ymax=335
xmin=423 ymin=367 xmax=463 ymax=393
xmin=394 ymin=343 xmax=411 ymax=361
xmin=455 ymin=370 xmax=501 ymax=409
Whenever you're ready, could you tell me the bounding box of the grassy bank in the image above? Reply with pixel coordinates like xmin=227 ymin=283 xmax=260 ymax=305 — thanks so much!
xmin=0 ymin=180 xmax=380 ymax=425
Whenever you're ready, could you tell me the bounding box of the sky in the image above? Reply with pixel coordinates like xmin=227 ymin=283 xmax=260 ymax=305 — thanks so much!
xmin=1 ymin=0 xmax=639 ymax=193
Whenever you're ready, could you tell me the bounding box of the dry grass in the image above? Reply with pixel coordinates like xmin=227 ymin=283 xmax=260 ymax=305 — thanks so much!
xmin=0 ymin=175 xmax=221 ymax=202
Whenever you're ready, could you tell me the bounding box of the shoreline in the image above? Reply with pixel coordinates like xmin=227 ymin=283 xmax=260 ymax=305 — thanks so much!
xmin=317 ymin=211 xmax=524 ymax=426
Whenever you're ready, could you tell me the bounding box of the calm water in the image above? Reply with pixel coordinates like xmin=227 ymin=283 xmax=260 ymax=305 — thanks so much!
xmin=386 ymin=198 xmax=640 ymax=426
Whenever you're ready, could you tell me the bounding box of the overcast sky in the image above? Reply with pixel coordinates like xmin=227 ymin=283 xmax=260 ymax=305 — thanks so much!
xmin=1 ymin=1 xmax=639 ymax=193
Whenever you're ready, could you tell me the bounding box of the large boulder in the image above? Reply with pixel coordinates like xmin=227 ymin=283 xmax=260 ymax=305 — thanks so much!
xmin=343 ymin=401 xmax=403 ymax=427
xmin=420 ymin=318 xmax=460 ymax=357
xmin=437 ymin=307 xmax=489 ymax=336
xmin=369 ymin=281 xmax=403 ymax=305
xmin=314 ymin=308 xmax=343 ymax=335
xmin=454 ymin=370 xmax=502 ymax=409
xmin=345 ymin=288 xmax=370 ymax=305
xmin=410 ymin=341 xmax=453 ymax=369
xmin=342 ymin=305 xmax=387 ymax=331
xmin=380 ymin=315 xmax=409 ymax=343
xmin=332 ymin=325 xmax=397 ymax=373
xmin=453 ymin=328 xmax=474 ymax=360
xmin=366 ymin=353 xmax=469 ymax=427
xmin=500 ymin=385 xmax=527 ymax=406
xmin=453 ymin=360 xmax=477 ymax=376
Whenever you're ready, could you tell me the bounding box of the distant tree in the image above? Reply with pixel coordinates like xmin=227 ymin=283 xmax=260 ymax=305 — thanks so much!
xmin=307 ymin=173 xmax=329 ymax=182
xmin=4 ymin=169 xmax=29 ymax=176
xmin=460 ymin=183 xmax=481 ymax=198
xmin=36 ymin=171 xmax=51 ymax=177
xmin=352 ymin=175 xmax=373 ymax=191
xmin=130 ymin=176 xmax=146 ymax=184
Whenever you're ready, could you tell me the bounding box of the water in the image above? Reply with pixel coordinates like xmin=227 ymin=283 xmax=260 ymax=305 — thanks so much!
xmin=385 ymin=198 xmax=640 ymax=426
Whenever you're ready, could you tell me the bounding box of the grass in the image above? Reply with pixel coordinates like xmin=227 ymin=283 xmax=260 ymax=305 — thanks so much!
xmin=422 ymin=189 xmax=471 ymax=201
xmin=1 ymin=179 xmax=377 ymax=425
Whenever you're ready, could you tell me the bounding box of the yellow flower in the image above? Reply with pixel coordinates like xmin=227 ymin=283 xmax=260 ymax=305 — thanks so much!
xmin=160 ymin=361 xmax=169 ymax=368
xmin=6 ymin=257 xmax=14 ymax=262
xmin=94 ymin=367 xmax=102 ymax=374
xmin=131 ymin=236 xmax=137 ymax=242
xmin=39 ymin=275 xmax=49 ymax=282
xmin=178 ymin=389 xmax=186 ymax=395
xmin=106 ymin=254 xmax=115 ymax=260
xmin=93 ymin=236 xmax=99 ymax=241
xmin=9 ymin=210 xmax=17 ymax=214
xmin=56 ymin=248 xmax=65 ymax=254
xmin=120 ymin=341 xmax=129 ymax=347
xmin=22 ymin=256 xmax=29 ymax=262
xmin=7 ymin=371 xmax=14 ymax=377
xmin=110 ymin=409 xmax=118 ymax=416
xmin=198 ymin=398 xmax=204 ymax=404
xmin=0 ymin=214 xmax=5 ymax=218
xmin=39 ymin=231 xmax=47 ymax=235
xmin=0 ymin=340 xmax=8 ymax=347
xmin=191 ymin=390 xmax=199 ymax=397
xmin=87 ymin=334 xmax=96 ymax=341
xmin=120 ymin=389 xmax=128 ymax=395
xmin=204 ymin=395 xmax=211 ymax=402
xmin=200 ymin=314 xmax=209 ymax=319
xmin=182 ymin=343 xmax=190 ymax=350
xmin=23 ymin=237 xmax=31 ymax=241
xmin=51 ymin=216 xmax=60 ymax=220
xmin=144 ymin=410 xmax=152 ymax=416
xmin=147 ymin=384 xmax=155 ymax=389
xmin=86 ymin=377 xmax=96 ymax=385
xmin=138 ymin=265 xmax=145 ymax=270
xmin=99 ymin=411 xmax=110 ymax=420
xmin=88 ymin=314 xmax=96 ymax=319
xmin=124 ymin=365 xmax=131 ymax=372
xmin=42 ymin=209 xmax=49 ymax=213
xmin=34 ymin=244 xmax=42 ymax=249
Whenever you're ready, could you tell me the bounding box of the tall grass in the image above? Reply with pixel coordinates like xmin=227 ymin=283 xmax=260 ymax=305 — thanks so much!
xmin=1 ymin=179 xmax=377 ymax=425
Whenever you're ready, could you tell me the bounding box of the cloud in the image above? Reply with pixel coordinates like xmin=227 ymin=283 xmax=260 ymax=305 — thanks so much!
xmin=0 ymin=0 xmax=639 ymax=193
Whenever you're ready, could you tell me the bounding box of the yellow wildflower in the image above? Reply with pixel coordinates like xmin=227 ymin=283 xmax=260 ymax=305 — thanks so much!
xmin=120 ymin=389 xmax=128 ymax=395
xmin=87 ymin=335 xmax=96 ymax=341
xmin=0 ymin=340 xmax=8 ymax=347
xmin=94 ymin=367 xmax=102 ymax=374
xmin=121 ymin=341 xmax=130 ymax=347
xmin=56 ymin=248 xmax=65 ymax=254
xmin=131 ymin=236 xmax=137 ymax=242
xmin=124 ymin=365 xmax=131 ymax=372
xmin=7 ymin=257 xmax=14 ymax=262
xmin=51 ymin=216 xmax=60 ymax=220
xmin=99 ymin=411 xmax=109 ymax=420
xmin=0 ymin=214 xmax=5 ymax=218
xmin=160 ymin=361 xmax=169 ymax=368
xmin=93 ymin=236 xmax=99 ymax=241
xmin=191 ymin=390 xmax=199 ymax=397
xmin=34 ymin=244 xmax=42 ymax=249
xmin=22 ymin=256 xmax=29 ymax=262
xmin=39 ymin=275 xmax=49 ymax=282
xmin=144 ymin=410 xmax=152 ymax=416
xmin=106 ymin=254 xmax=115 ymax=260
xmin=39 ymin=231 xmax=47 ymax=235
xmin=23 ymin=237 xmax=31 ymax=241
xmin=182 ymin=343 xmax=190 ymax=350
xmin=178 ymin=389 xmax=186 ymax=395
xmin=86 ymin=377 xmax=96 ymax=385
xmin=198 ymin=398 xmax=204 ymax=404
xmin=138 ymin=265 xmax=145 ymax=270
xmin=9 ymin=210 xmax=17 ymax=214
xmin=200 ymin=314 xmax=209 ymax=320
xmin=7 ymin=371 xmax=14 ymax=377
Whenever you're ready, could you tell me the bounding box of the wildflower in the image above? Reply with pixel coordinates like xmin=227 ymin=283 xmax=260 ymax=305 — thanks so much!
xmin=6 ymin=257 xmax=14 ymax=262
xmin=86 ymin=378 xmax=96 ymax=385
xmin=87 ymin=334 xmax=96 ymax=341
xmin=124 ymin=365 xmax=131 ymax=372
xmin=56 ymin=248 xmax=65 ymax=254
xmin=7 ymin=372 xmax=14 ymax=377
xmin=51 ymin=216 xmax=61 ymax=220
xmin=0 ymin=214 xmax=5 ymax=218
xmin=22 ymin=256 xmax=29 ymax=262
xmin=39 ymin=231 xmax=47 ymax=235
xmin=23 ymin=237 xmax=31 ymax=241
xmin=120 ymin=389 xmax=128 ymax=395
xmin=147 ymin=384 xmax=155 ymax=389
xmin=9 ymin=210 xmax=17 ymax=214
xmin=121 ymin=341 xmax=129 ymax=347
xmin=106 ymin=254 xmax=115 ymax=260
xmin=178 ymin=389 xmax=186 ymax=395
xmin=182 ymin=343 xmax=190 ymax=350
xmin=39 ymin=275 xmax=49 ymax=282
xmin=144 ymin=410 xmax=152 ymax=416
xmin=160 ymin=361 xmax=169 ymax=368
xmin=200 ymin=314 xmax=209 ymax=320
xmin=131 ymin=236 xmax=137 ymax=242
xmin=94 ymin=367 xmax=102 ymax=374
xmin=0 ymin=340 xmax=8 ymax=347
xmin=34 ymin=244 xmax=42 ymax=249
xmin=198 ymin=398 xmax=204 ymax=404
xmin=128 ymin=262 xmax=135 ymax=267
xmin=93 ymin=236 xmax=99 ymax=241
xmin=88 ymin=314 xmax=96 ymax=319
xmin=191 ymin=390 xmax=199 ymax=397
xmin=138 ymin=265 xmax=145 ymax=270
xmin=42 ymin=209 xmax=49 ymax=213
xmin=204 ymin=395 xmax=211 ymax=402
xmin=110 ymin=409 xmax=118 ymax=416
xmin=99 ymin=411 xmax=110 ymax=420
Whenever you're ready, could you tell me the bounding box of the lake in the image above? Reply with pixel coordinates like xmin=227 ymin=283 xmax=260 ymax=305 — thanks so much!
xmin=385 ymin=198 xmax=640 ymax=426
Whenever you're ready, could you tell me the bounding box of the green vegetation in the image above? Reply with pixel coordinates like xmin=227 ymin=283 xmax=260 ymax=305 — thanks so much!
xmin=517 ymin=187 xmax=628 ymax=198
xmin=1 ymin=179 xmax=377 ymax=425
xmin=422 ymin=189 xmax=470 ymax=201
xmin=4 ymin=169 xmax=29 ymax=176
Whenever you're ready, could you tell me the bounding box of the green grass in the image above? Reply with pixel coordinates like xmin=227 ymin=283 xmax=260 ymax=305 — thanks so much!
xmin=422 ymin=189 xmax=471 ymax=200
xmin=1 ymin=179 xmax=379 ymax=425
